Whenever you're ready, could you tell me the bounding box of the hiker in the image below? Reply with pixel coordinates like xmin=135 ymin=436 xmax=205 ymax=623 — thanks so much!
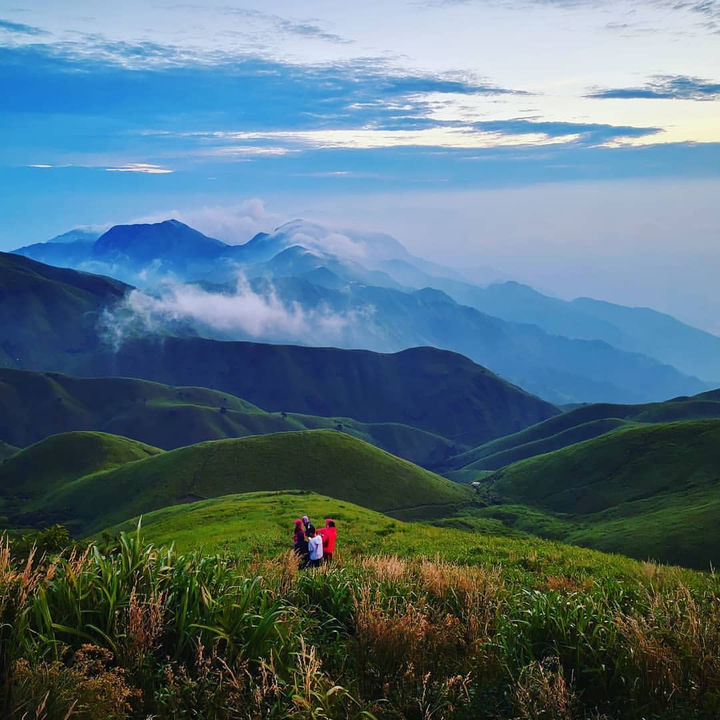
xmin=293 ymin=518 xmax=307 ymax=557
xmin=318 ymin=518 xmax=337 ymax=564
xmin=306 ymin=526 xmax=324 ymax=568
xmin=302 ymin=514 xmax=315 ymax=534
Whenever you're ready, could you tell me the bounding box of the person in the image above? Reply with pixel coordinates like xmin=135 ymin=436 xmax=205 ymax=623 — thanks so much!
xmin=318 ymin=518 xmax=337 ymax=564
xmin=306 ymin=526 xmax=324 ymax=568
xmin=302 ymin=515 xmax=315 ymax=534
xmin=292 ymin=518 xmax=307 ymax=561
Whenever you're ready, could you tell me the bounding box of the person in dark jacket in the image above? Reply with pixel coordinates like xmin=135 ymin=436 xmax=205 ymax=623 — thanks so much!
xmin=318 ymin=518 xmax=337 ymax=564
xmin=292 ymin=519 xmax=308 ymax=565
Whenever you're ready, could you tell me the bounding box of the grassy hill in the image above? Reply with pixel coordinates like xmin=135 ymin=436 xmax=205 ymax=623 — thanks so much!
xmin=0 ymin=368 xmax=457 ymax=467
xmin=9 ymin=429 xmax=472 ymax=535
xmin=0 ymin=431 xmax=161 ymax=527
xmin=105 ymin=489 xmax=647 ymax=576
xmin=444 ymin=388 xmax=720 ymax=471
xmin=7 ymin=493 xmax=716 ymax=720
xmin=468 ymin=419 xmax=720 ymax=568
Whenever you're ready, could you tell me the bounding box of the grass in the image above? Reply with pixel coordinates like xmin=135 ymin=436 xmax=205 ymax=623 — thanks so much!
xmin=0 ymin=368 xmax=458 ymax=467
xmin=467 ymin=419 xmax=720 ymax=569
xmin=5 ymin=430 xmax=472 ymax=536
xmin=3 ymin=516 xmax=720 ymax=719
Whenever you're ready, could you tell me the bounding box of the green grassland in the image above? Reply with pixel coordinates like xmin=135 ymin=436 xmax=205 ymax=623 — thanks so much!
xmin=6 ymin=429 xmax=471 ymax=536
xmin=464 ymin=419 xmax=720 ymax=569
xmin=443 ymin=389 xmax=720 ymax=472
xmin=0 ymin=368 xmax=457 ymax=466
xmin=105 ymin=489 xmax=674 ymax=582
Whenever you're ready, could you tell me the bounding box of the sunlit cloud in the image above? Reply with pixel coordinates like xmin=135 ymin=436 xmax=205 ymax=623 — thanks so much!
xmin=105 ymin=163 xmax=173 ymax=174
xmin=194 ymin=127 xmax=582 ymax=151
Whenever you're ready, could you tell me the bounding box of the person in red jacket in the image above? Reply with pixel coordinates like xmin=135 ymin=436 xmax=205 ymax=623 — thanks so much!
xmin=318 ymin=518 xmax=337 ymax=564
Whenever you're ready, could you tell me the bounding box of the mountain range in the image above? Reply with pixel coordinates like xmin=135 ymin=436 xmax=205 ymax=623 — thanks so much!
xmin=12 ymin=217 xmax=720 ymax=403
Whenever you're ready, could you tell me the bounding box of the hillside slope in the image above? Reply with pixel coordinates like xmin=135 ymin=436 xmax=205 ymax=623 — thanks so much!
xmin=83 ymin=339 xmax=559 ymax=447
xmin=0 ymin=368 xmax=457 ymax=467
xmin=0 ymin=251 xmax=128 ymax=373
xmin=445 ymin=389 xmax=720 ymax=471
xmin=0 ymin=431 xmax=161 ymax=523
xmin=473 ymin=420 xmax=720 ymax=568
xmin=13 ymin=430 xmax=472 ymax=534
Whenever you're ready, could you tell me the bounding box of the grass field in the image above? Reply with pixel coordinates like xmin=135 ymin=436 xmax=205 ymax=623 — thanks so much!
xmin=3 ymin=503 xmax=719 ymax=719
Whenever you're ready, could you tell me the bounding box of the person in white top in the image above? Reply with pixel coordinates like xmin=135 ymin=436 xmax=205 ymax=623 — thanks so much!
xmin=307 ymin=527 xmax=324 ymax=568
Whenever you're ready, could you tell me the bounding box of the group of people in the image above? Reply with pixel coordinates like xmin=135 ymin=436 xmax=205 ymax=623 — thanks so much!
xmin=292 ymin=515 xmax=337 ymax=568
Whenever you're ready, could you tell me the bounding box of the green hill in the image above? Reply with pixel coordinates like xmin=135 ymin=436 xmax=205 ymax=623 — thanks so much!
xmin=104 ymin=490 xmax=644 ymax=577
xmin=444 ymin=389 xmax=720 ymax=471
xmin=0 ymin=431 xmax=161 ymax=526
xmin=0 ymin=368 xmax=456 ymax=467
xmin=469 ymin=419 xmax=720 ymax=568
xmin=10 ymin=429 xmax=472 ymax=535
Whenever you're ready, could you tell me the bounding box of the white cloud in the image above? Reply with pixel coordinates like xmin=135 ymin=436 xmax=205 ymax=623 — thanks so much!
xmin=192 ymin=126 xmax=581 ymax=151
xmin=105 ymin=163 xmax=173 ymax=174
xmin=101 ymin=274 xmax=359 ymax=348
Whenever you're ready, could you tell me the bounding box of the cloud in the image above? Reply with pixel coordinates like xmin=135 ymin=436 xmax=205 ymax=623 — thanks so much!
xmin=105 ymin=163 xmax=173 ymax=174
xmin=588 ymin=74 xmax=720 ymax=100
xmin=0 ymin=18 xmax=47 ymax=35
xmin=133 ymin=198 xmax=277 ymax=244
xmin=100 ymin=275 xmax=359 ymax=348
xmin=191 ymin=126 xmax=582 ymax=151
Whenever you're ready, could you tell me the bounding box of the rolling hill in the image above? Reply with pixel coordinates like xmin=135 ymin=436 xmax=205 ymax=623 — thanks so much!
xmin=0 ymin=431 xmax=161 ymax=526
xmin=7 ymin=429 xmax=472 ymax=535
xmin=468 ymin=419 xmax=720 ymax=569
xmin=0 ymin=368 xmax=458 ymax=466
xmin=444 ymin=388 xmax=720 ymax=472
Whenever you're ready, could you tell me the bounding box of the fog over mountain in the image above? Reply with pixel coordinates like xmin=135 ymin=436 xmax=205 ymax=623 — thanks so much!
xmin=13 ymin=217 xmax=719 ymax=404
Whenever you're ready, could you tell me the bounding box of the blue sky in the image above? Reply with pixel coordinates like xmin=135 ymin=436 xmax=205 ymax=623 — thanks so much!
xmin=1 ymin=0 xmax=719 ymax=328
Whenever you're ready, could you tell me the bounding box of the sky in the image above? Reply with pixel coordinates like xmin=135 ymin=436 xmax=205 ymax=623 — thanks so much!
xmin=1 ymin=0 xmax=719 ymax=329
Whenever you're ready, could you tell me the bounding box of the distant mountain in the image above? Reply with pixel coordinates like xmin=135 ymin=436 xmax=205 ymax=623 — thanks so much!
xmin=48 ymin=228 xmax=102 ymax=244
xmin=0 ymin=368 xmax=459 ymax=468
xmin=444 ymin=281 xmax=720 ymax=384
xmin=0 ymin=252 xmax=558 ymax=446
xmin=2 ymin=249 xmax=709 ymax=404
xmin=2 ymin=429 xmax=472 ymax=535
xmin=474 ymin=419 xmax=720 ymax=569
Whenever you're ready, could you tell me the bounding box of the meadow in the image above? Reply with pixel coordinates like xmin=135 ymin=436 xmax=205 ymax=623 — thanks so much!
xmin=3 ymin=496 xmax=720 ymax=719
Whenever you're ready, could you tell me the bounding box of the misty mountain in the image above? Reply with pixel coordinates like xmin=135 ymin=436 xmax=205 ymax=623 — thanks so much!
xmin=0 ymin=251 xmax=559 ymax=446
xmin=10 ymin=219 xmax=717 ymax=402
xmin=438 ymin=281 xmax=720 ymax=384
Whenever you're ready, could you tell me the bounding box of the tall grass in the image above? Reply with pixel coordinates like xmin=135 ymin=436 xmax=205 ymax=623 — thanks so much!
xmin=2 ymin=532 xmax=720 ymax=718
